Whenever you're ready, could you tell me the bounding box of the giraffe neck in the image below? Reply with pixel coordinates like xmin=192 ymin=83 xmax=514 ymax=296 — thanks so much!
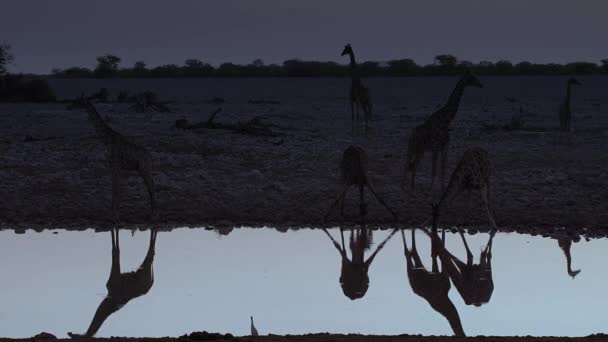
xmin=440 ymin=79 xmax=467 ymax=121
xmin=347 ymin=52 xmax=361 ymax=82
xmin=86 ymin=106 xmax=114 ymax=146
xmin=559 ymin=240 xmax=574 ymax=273
xmin=565 ymin=83 xmax=572 ymax=107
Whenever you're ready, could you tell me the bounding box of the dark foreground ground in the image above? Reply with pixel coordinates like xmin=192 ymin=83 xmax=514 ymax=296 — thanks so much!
xmin=1 ymin=78 xmax=607 ymax=233
xmin=7 ymin=332 xmax=608 ymax=342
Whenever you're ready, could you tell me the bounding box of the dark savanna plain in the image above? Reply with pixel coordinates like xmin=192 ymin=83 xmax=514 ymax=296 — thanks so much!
xmin=1 ymin=1 xmax=607 ymax=341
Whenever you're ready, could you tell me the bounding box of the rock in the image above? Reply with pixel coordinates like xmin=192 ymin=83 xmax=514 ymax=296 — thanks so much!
xmin=32 ymin=332 xmax=57 ymax=340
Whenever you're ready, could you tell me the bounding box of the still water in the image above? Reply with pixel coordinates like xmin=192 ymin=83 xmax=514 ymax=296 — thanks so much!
xmin=0 ymin=227 xmax=603 ymax=338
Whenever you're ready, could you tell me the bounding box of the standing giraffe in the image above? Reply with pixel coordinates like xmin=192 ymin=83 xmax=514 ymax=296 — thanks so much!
xmin=76 ymin=99 xmax=156 ymax=223
xmin=322 ymin=226 xmax=397 ymax=300
xmin=68 ymin=228 xmax=158 ymax=338
xmin=324 ymin=145 xmax=397 ymax=224
xmin=341 ymin=44 xmax=372 ymax=134
xmin=558 ymin=77 xmax=582 ymax=132
xmin=401 ymin=226 xmax=465 ymax=337
xmin=433 ymin=147 xmax=498 ymax=229
xmin=402 ymin=70 xmax=483 ymax=191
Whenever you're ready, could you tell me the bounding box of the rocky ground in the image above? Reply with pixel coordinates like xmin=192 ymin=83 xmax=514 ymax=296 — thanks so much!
xmin=0 ymin=77 xmax=606 ymax=236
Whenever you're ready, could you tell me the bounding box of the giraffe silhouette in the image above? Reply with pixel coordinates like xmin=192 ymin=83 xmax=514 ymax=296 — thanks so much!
xmin=443 ymin=229 xmax=495 ymax=306
xmin=341 ymin=43 xmax=372 ymax=134
xmin=324 ymin=145 xmax=397 ymax=225
xmin=557 ymin=236 xmax=581 ymax=278
xmin=68 ymin=228 xmax=158 ymax=338
xmin=401 ymin=226 xmax=465 ymax=337
xmin=322 ymin=226 xmax=397 ymax=300
xmin=403 ymin=70 xmax=483 ymax=191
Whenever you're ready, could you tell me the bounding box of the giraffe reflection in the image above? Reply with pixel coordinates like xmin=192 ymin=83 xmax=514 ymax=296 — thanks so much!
xmin=443 ymin=229 xmax=495 ymax=307
xmin=68 ymin=228 xmax=158 ymax=338
xmin=323 ymin=226 xmax=397 ymax=300
xmin=402 ymin=227 xmax=465 ymax=337
xmin=557 ymin=237 xmax=581 ymax=278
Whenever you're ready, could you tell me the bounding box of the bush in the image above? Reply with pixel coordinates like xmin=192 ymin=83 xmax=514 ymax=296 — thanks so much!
xmin=0 ymin=75 xmax=56 ymax=102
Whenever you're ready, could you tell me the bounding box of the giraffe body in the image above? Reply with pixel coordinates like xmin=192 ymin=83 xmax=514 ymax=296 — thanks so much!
xmin=324 ymin=145 xmax=397 ymax=224
xmin=436 ymin=147 xmax=497 ymax=229
xmin=402 ymin=228 xmax=465 ymax=337
xmin=81 ymin=100 xmax=156 ymax=222
xmin=403 ymin=71 xmax=482 ymax=190
xmin=341 ymin=44 xmax=372 ymax=134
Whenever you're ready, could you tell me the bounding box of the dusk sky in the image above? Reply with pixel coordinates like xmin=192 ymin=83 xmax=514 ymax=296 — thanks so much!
xmin=2 ymin=0 xmax=607 ymax=74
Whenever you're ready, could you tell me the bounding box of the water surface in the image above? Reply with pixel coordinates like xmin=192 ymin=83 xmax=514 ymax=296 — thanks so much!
xmin=0 ymin=228 xmax=603 ymax=338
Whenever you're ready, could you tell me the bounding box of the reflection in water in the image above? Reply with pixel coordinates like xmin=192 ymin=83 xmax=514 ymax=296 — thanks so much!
xmin=323 ymin=226 xmax=397 ymax=300
xmin=402 ymin=228 xmax=465 ymax=337
xmin=558 ymin=237 xmax=581 ymax=278
xmin=444 ymin=230 xmax=495 ymax=307
xmin=68 ymin=228 xmax=158 ymax=338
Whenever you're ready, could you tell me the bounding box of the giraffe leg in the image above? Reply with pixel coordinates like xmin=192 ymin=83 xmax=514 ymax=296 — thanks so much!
xmin=411 ymin=229 xmax=423 ymax=268
xmin=481 ymin=184 xmax=498 ymax=230
xmin=458 ymin=229 xmax=474 ymax=264
xmin=323 ymin=185 xmax=349 ymax=223
xmin=339 ymin=187 xmax=348 ymax=227
xmin=111 ymin=167 xmax=121 ymax=224
xmin=138 ymin=168 xmax=157 ymax=220
xmin=440 ymin=147 xmax=448 ymax=191
xmin=359 ymin=185 xmax=366 ymax=225
xmin=430 ymin=151 xmax=438 ymax=192
xmin=365 ymin=182 xmax=398 ymax=220
xmin=351 ymin=100 xmax=355 ymax=135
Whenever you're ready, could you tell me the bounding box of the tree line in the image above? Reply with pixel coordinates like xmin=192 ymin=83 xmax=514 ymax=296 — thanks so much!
xmin=50 ymin=54 xmax=608 ymax=78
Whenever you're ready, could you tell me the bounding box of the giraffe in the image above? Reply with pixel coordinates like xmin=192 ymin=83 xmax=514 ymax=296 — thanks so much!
xmin=68 ymin=228 xmax=157 ymax=338
xmin=442 ymin=226 xmax=495 ymax=307
xmin=401 ymin=226 xmax=465 ymax=337
xmin=77 ymin=99 xmax=156 ymax=223
xmin=558 ymin=77 xmax=582 ymax=133
xmin=250 ymin=316 xmax=259 ymax=336
xmin=557 ymin=236 xmax=581 ymax=278
xmin=433 ymin=147 xmax=498 ymax=230
xmin=402 ymin=70 xmax=483 ymax=191
xmin=324 ymin=145 xmax=397 ymax=225
xmin=341 ymin=43 xmax=372 ymax=134
xmin=322 ymin=226 xmax=397 ymax=300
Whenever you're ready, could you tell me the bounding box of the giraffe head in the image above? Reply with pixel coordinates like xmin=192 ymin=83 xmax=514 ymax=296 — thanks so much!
xmin=461 ymin=70 xmax=483 ymax=88
xmin=341 ymin=43 xmax=353 ymax=56
xmin=567 ymin=77 xmax=582 ymax=86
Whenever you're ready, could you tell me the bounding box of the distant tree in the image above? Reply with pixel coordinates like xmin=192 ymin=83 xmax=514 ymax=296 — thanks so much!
xmin=185 ymin=59 xmax=204 ymax=69
xmin=514 ymin=61 xmax=533 ymax=75
xmin=457 ymin=60 xmax=474 ymax=70
xmin=134 ymin=61 xmax=147 ymax=71
xmin=94 ymin=54 xmax=121 ymax=78
xmin=51 ymin=66 xmax=93 ymax=78
xmin=251 ymin=59 xmax=265 ymax=67
xmin=184 ymin=59 xmax=213 ymax=76
xmin=0 ymin=43 xmax=14 ymax=75
xmin=434 ymin=54 xmax=458 ymax=69
xmin=387 ymin=59 xmax=418 ymax=75
xmin=359 ymin=61 xmax=380 ymax=76
xmin=495 ymin=60 xmax=514 ymax=74
xmin=217 ymin=63 xmax=240 ymax=77
xmin=565 ymin=62 xmax=598 ymax=74
xmin=601 ymin=59 xmax=608 ymax=73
